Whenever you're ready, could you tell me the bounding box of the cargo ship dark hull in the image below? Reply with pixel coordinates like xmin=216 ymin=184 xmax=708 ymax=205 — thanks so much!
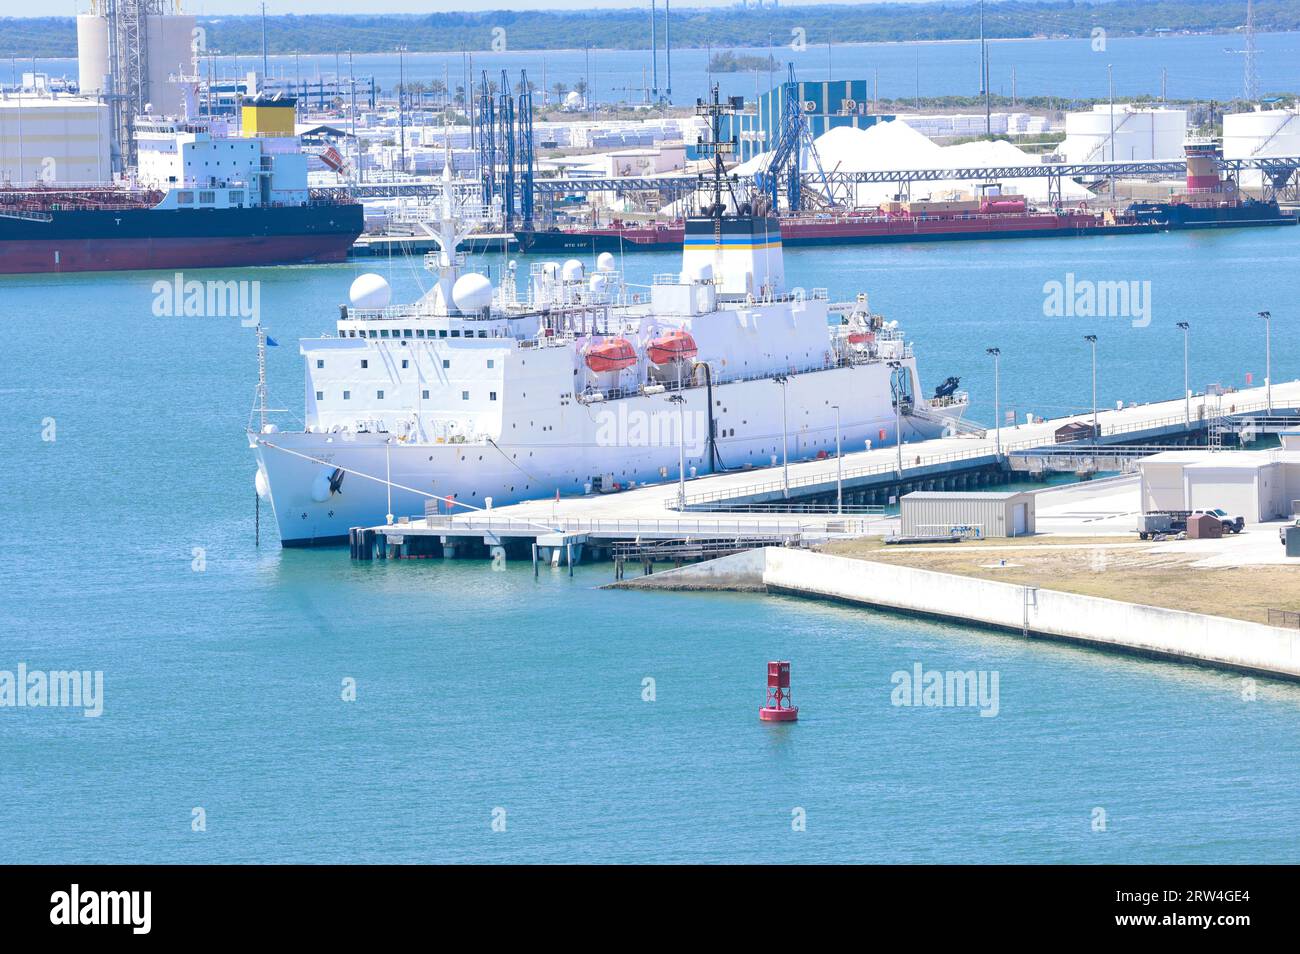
xmin=1129 ymin=199 xmax=1297 ymax=230
xmin=515 ymin=212 xmax=1158 ymax=252
xmin=0 ymin=203 xmax=364 ymax=275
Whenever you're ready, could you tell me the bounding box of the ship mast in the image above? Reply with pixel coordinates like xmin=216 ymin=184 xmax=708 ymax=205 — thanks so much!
xmin=694 ymin=84 xmax=740 ymax=217
xmin=255 ymin=323 xmax=269 ymax=432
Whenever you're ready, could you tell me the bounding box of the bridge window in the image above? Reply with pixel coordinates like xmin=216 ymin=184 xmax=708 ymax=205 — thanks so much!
xmin=462 ymin=391 xmax=470 ymax=401
xmin=490 ymin=392 xmax=498 ymax=401
xmin=316 ymin=391 xmax=324 ymax=401
xmin=316 ymin=359 xmax=324 ymax=368
xmin=443 ymin=359 xmax=450 ymax=369
xmin=422 ymin=390 xmax=430 ymax=399
xmin=361 ymin=359 xmax=368 ymax=369
xmin=401 ymin=359 xmax=409 ymax=369
xmin=343 ymin=390 xmax=351 ymax=400
xmin=487 ymin=359 xmax=495 ymax=369
xmin=377 ymin=390 xmax=384 ymax=400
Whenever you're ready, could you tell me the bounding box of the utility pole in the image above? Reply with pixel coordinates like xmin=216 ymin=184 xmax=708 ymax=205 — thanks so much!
xmin=1107 ymin=64 xmax=1116 ymax=202
xmin=650 ymin=0 xmax=659 ymax=103
xmin=1084 ymin=335 xmax=1099 ymax=438
xmin=664 ymin=0 xmax=672 ymax=102
xmin=986 ymin=348 xmax=1001 ymax=455
xmin=397 ymin=45 xmax=407 ymax=174
xmin=980 ymin=0 xmax=990 ymax=136
xmin=1176 ymin=322 xmax=1190 ymax=426
xmin=260 ymin=2 xmax=269 ymax=86
xmin=348 ymin=51 xmax=361 ymax=183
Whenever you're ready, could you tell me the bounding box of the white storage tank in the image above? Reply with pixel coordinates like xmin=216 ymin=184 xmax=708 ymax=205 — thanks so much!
xmin=1060 ymin=105 xmax=1187 ymax=164
xmin=76 ymin=9 xmax=196 ymax=118
xmin=1223 ymin=107 xmax=1300 ymax=158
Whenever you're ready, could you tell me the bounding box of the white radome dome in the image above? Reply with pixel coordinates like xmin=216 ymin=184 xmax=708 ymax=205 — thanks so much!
xmin=452 ymin=272 xmax=494 ymax=313
xmin=564 ymin=91 xmax=583 ymax=108
xmin=562 ymin=259 xmax=585 ymax=282
xmin=596 ymin=252 xmax=616 ymax=272
xmin=687 ymin=262 xmax=713 ymax=283
xmin=588 ymin=273 xmax=608 ymax=294
xmin=349 ymin=273 xmax=391 ymax=309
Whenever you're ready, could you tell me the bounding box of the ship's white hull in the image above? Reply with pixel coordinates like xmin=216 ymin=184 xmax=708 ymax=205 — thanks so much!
xmin=253 ymin=364 xmax=954 ymax=545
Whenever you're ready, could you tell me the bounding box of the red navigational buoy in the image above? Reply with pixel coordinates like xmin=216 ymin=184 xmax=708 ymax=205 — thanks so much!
xmin=759 ymin=661 xmax=798 ymax=722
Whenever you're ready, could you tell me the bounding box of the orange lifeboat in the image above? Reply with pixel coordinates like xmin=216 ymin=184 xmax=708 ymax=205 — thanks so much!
xmin=847 ymin=331 xmax=874 ymax=345
xmin=646 ymin=329 xmax=698 ymax=366
xmin=584 ymin=337 xmax=637 ymax=373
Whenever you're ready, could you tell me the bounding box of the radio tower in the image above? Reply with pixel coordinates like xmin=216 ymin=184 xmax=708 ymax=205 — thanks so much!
xmin=1244 ymin=0 xmax=1259 ymax=102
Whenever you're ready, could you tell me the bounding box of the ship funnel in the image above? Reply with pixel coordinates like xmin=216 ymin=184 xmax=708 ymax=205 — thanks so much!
xmin=682 ymin=212 xmax=784 ymax=298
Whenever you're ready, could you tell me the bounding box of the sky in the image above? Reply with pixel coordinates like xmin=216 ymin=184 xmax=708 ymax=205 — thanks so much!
xmin=4 ymin=0 xmax=953 ymax=16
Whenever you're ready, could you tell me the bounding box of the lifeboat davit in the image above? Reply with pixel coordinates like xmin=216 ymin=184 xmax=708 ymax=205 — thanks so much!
xmin=584 ymin=337 xmax=637 ymax=373
xmin=646 ymin=330 xmax=698 ymax=366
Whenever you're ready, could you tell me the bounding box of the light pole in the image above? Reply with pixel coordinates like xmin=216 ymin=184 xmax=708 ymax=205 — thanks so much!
xmin=985 ymin=347 xmax=1001 ymax=455
xmin=1083 ymin=335 xmax=1098 ymax=438
xmin=773 ymin=375 xmax=789 ymax=498
xmin=1259 ymin=310 xmax=1272 ymax=413
xmin=831 ymin=404 xmax=842 ymax=514
xmin=887 ymin=361 xmax=904 ymax=475
xmin=667 ymin=394 xmax=687 ymax=510
xmin=1176 ymin=321 xmax=1190 ymax=427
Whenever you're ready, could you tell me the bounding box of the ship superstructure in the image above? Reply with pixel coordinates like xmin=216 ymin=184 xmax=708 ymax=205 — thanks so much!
xmin=251 ymin=107 xmax=969 ymax=546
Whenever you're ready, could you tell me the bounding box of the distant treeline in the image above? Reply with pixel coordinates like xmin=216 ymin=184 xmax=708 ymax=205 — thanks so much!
xmin=3 ymin=1 xmax=1299 ymax=59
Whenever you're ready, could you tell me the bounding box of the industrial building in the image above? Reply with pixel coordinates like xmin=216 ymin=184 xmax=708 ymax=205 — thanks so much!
xmin=900 ymin=491 xmax=1036 ymax=539
xmin=720 ymin=79 xmax=894 ymax=163
xmin=0 ymin=92 xmax=111 ymax=184
xmin=1138 ymin=449 xmax=1300 ymax=523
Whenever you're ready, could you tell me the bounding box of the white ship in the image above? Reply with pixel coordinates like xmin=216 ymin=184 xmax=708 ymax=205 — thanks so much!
xmin=250 ymin=143 xmax=970 ymax=546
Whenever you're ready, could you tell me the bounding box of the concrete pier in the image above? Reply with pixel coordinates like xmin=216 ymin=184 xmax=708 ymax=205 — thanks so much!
xmin=351 ymin=379 xmax=1300 ymax=565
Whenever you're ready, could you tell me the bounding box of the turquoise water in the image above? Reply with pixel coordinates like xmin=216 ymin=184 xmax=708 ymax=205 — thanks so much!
xmin=3 ymin=226 xmax=1300 ymax=863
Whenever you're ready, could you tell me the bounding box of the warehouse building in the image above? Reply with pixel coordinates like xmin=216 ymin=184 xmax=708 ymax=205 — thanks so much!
xmin=718 ymin=79 xmax=894 ymax=163
xmin=0 ymin=92 xmax=111 ymax=184
xmin=900 ymin=491 xmax=1035 ymax=539
xmin=1137 ymin=449 xmax=1300 ymax=523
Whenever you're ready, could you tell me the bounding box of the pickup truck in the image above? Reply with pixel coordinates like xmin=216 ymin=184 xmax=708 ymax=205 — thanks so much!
xmin=1138 ymin=509 xmax=1245 ymax=539
xmin=1281 ymin=519 xmax=1300 ymax=545
xmin=1192 ymin=508 xmax=1245 ymax=534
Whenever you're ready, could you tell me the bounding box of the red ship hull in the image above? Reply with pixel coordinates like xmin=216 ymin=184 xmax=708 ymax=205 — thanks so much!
xmin=517 ymin=210 xmax=1159 ymax=251
xmin=0 ymin=234 xmax=355 ymax=275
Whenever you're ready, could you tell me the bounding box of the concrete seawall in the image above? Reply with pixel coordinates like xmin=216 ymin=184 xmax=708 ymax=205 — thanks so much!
xmin=614 ymin=547 xmax=1300 ymax=680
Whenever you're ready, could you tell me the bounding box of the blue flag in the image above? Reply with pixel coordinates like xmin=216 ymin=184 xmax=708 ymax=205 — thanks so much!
xmin=266 ymin=336 xmax=279 ymax=347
